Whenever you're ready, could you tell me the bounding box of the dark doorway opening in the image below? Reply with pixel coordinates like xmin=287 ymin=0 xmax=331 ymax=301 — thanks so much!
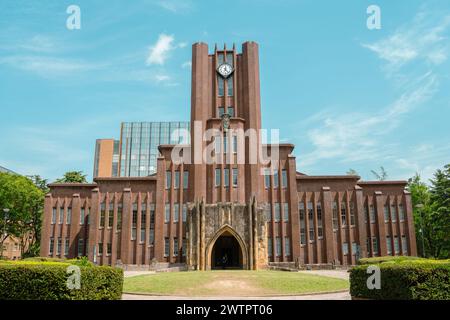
xmin=211 ymin=231 xmax=243 ymax=269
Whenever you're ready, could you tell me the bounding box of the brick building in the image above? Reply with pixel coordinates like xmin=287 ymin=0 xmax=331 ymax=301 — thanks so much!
xmin=40 ymin=42 xmax=417 ymax=269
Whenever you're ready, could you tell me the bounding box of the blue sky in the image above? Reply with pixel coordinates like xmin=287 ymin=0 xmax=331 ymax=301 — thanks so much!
xmin=0 ymin=0 xmax=449 ymax=182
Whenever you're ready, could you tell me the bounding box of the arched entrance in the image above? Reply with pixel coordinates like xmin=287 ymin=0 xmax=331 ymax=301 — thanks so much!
xmin=205 ymin=225 xmax=248 ymax=270
xmin=211 ymin=231 xmax=243 ymax=269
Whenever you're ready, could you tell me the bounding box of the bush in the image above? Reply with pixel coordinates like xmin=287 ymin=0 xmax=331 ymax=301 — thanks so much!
xmin=0 ymin=260 xmax=123 ymax=300
xmin=350 ymin=257 xmax=450 ymax=300
xmin=357 ymin=256 xmax=425 ymax=265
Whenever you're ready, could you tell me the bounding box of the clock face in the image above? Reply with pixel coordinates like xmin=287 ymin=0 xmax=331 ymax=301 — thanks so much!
xmin=217 ymin=63 xmax=233 ymax=78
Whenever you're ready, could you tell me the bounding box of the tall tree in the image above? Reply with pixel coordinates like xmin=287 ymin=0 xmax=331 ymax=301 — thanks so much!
xmin=55 ymin=171 xmax=87 ymax=183
xmin=371 ymin=166 xmax=388 ymax=181
xmin=407 ymin=166 xmax=450 ymax=259
xmin=0 ymin=173 xmax=44 ymax=258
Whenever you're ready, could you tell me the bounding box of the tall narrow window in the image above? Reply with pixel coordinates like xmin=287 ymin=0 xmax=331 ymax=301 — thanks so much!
xmin=274 ymin=203 xmax=281 ymax=222
xmin=228 ymin=106 xmax=235 ymax=117
xmin=352 ymin=242 xmax=357 ymax=256
xmin=165 ymin=203 xmax=170 ymax=223
xmin=174 ymin=203 xmax=179 ymax=223
xmin=64 ymin=238 xmax=69 ymax=256
xmin=98 ymin=242 xmax=103 ymax=255
xmin=227 ymin=77 xmax=233 ymax=96
xmin=59 ymin=207 xmax=64 ymax=225
xmin=223 ymin=135 xmax=228 ymax=154
xmin=283 ymin=203 xmax=289 ymax=221
xmin=232 ymin=135 xmax=238 ymax=153
xmin=308 ymin=202 xmax=315 ymax=240
xmin=100 ymin=203 xmax=105 ymax=228
xmin=174 ymin=171 xmax=180 ymax=189
xmin=173 ymin=238 xmax=179 ymax=256
xmin=224 ymin=168 xmax=229 ymax=187
xmin=107 ymin=243 xmax=112 ymax=255
xmin=299 ymin=203 xmax=306 ymax=244
xmin=364 ymin=205 xmax=368 ymax=224
xmin=149 ymin=230 xmax=155 ymax=245
xmin=140 ymin=203 xmax=146 ymax=242
xmin=284 ymin=237 xmax=290 ymax=256
xmin=80 ymin=208 xmax=85 ymax=225
xmin=52 ymin=208 xmax=56 ymax=224
xmin=117 ymin=203 xmax=122 ymax=230
xmin=386 ymin=236 xmax=392 ymax=255
xmin=131 ymin=203 xmax=137 ymax=240
xmin=394 ymin=236 xmax=400 ymax=254
xmin=276 ymin=237 xmax=281 ymax=257
xmin=57 ymin=238 xmax=62 ymax=255
xmin=366 ymin=238 xmax=371 ymax=255
xmin=372 ymin=237 xmax=379 ymax=256
xmin=218 ymin=78 xmax=224 ymax=96
xmin=108 ymin=202 xmax=114 ymax=228
xmin=340 ymin=202 xmax=347 ymax=226
xmin=150 ymin=204 xmax=155 ymax=225
xmin=164 ymin=238 xmax=169 ymax=257
xmin=77 ymin=238 xmax=83 ymax=257
xmin=182 ymin=204 xmax=187 ymax=222
xmin=390 ymin=204 xmax=397 ymax=222
xmin=183 ymin=171 xmax=189 ymax=189
xmin=66 ymin=207 xmax=72 ymax=225
xmin=215 ymin=168 xmax=221 ymax=187
xmin=218 ymin=106 xmax=225 ymax=117
xmin=399 ymin=204 xmax=405 ymax=221
xmin=370 ymin=204 xmax=376 ymax=223
xmin=384 ymin=204 xmax=389 ymax=222
xmin=317 ymin=202 xmax=323 ymax=238
xmin=49 ymin=237 xmax=54 ymax=255
xmin=232 ymin=168 xmax=238 ymax=187
xmin=342 ymin=242 xmax=349 ymax=255
xmin=401 ymin=235 xmax=408 ymax=254
xmin=166 ymin=171 xmax=171 ymax=189
xmin=350 ymin=203 xmax=355 ymax=226
xmin=264 ymin=168 xmax=271 ymax=189
xmin=273 ymin=170 xmax=279 ymax=189
xmin=332 ymin=202 xmax=338 ymax=230
xmin=281 ymin=170 xmax=287 ymax=188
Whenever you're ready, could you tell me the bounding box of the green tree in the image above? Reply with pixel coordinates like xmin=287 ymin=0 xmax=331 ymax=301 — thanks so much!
xmin=428 ymin=165 xmax=450 ymax=258
xmin=407 ymin=166 xmax=450 ymax=259
xmin=55 ymin=171 xmax=87 ymax=183
xmin=371 ymin=166 xmax=388 ymax=181
xmin=0 ymin=173 xmax=45 ymax=258
xmin=407 ymin=173 xmax=431 ymax=258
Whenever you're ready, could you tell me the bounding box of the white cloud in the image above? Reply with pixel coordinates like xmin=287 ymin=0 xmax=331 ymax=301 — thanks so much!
xmin=156 ymin=0 xmax=193 ymax=13
xmin=0 ymin=55 xmax=101 ymax=77
xmin=181 ymin=61 xmax=191 ymax=69
xmin=146 ymin=33 xmax=175 ymax=65
xmin=298 ymin=72 xmax=438 ymax=168
xmin=362 ymin=13 xmax=450 ymax=73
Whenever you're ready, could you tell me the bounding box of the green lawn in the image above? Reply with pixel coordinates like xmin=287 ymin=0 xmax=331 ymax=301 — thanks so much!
xmin=123 ymin=270 xmax=349 ymax=296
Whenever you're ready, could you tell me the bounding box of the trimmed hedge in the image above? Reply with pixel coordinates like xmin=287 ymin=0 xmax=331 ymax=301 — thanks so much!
xmin=350 ymin=257 xmax=450 ymax=300
xmin=0 ymin=260 xmax=123 ymax=300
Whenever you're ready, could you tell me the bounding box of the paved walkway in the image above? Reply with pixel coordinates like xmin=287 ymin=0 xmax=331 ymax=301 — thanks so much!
xmin=122 ymin=269 xmax=351 ymax=300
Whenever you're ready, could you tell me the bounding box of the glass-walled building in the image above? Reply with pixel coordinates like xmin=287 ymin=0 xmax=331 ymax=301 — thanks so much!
xmin=119 ymin=122 xmax=190 ymax=177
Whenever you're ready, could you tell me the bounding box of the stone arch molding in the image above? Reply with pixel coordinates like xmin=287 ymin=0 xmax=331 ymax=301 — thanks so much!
xmin=205 ymin=224 xmax=248 ymax=270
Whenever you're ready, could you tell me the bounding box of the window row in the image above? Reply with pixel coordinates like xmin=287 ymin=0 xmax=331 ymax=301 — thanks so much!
xmin=267 ymin=237 xmax=291 ymax=257
xmin=48 ymin=237 xmax=70 ymax=256
xmin=363 ymin=203 xmax=405 ymax=224
xmin=385 ymin=235 xmax=408 ymax=255
xmin=299 ymin=202 xmax=324 ymax=244
xmin=215 ymin=168 xmax=239 ymax=187
xmin=264 ymin=169 xmax=288 ymax=189
xmin=165 ymin=171 xmax=189 ymax=189
xmin=51 ymin=206 xmax=91 ymax=225
xmin=266 ymin=203 xmax=289 ymax=222
xmin=332 ymin=201 xmax=356 ymax=229
xmin=164 ymin=237 xmax=187 ymax=257
xmin=164 ymin=203 xmax=188 ymax=223
xmin=217 ymin=106 xmax=235 ymax=118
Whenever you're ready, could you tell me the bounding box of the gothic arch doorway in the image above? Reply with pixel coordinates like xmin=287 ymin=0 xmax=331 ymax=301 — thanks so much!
xmin=206 ymin=225 xmax=248 ymax=270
